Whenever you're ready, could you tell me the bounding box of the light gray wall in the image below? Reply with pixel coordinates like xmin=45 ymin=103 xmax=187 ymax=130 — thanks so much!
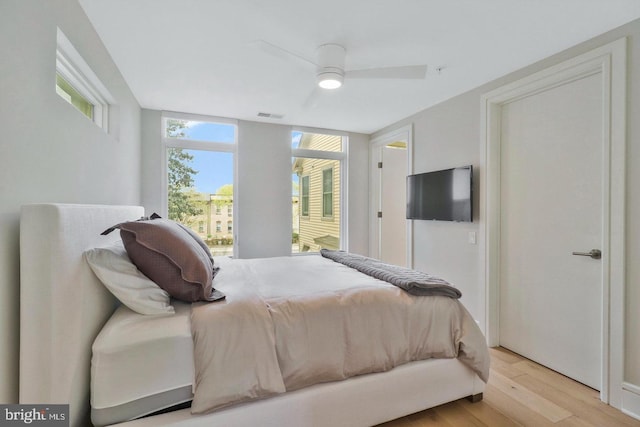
xmin=346 ymin=133 xmax=370 ymax=256
xmin=237 ymin=120 xmax=292 ymax=258
xmin=372 ymin=18 xmax=640 ymax=388
xmin=140 ymin=112 xmax=370 ymax=259
xmin=140 ymin=109 xmax=164 ymax=215
xmin=0 ymin=0 xmax=141 ymax=403
xmin=371 ymin=93 xmax=483 ymax=321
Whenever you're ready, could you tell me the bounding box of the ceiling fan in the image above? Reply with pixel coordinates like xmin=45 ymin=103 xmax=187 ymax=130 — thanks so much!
xmin=252 ymin=40 xmax=428 ymax=106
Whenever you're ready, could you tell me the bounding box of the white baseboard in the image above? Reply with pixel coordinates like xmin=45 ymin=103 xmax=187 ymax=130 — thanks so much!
xmin=622 ymin=382 xmax=640 ymax=421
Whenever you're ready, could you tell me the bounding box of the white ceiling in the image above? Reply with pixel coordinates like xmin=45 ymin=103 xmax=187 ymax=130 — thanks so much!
xmin=79 ymin=0 xmax=640 ymax=134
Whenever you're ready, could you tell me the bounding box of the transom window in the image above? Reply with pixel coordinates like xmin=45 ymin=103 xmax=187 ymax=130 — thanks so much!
xmin=56 ymin=73 xmax=93 ymax=120
xmin=165 ymin=118 xmax=235 ymax=144
xmin=55 ymin=28 xmax=113 ymax=130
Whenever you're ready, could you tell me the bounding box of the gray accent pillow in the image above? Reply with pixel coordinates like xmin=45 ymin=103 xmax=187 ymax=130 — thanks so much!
xmin=107 ymin=217 xmax=216 ymax=302
xmin=149 ymin=213 xmax=215 ymax=268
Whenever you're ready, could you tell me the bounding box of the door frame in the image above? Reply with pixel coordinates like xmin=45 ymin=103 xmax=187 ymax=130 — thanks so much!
xmin=369 ymin=124 xmax=413 ymax=267
xmin=480 ymin=38 xmax=627 ymax=406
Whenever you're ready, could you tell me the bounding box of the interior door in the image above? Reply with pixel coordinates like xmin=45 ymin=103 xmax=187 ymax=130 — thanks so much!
xmin=379 ymin=143 xmax=407 ymax=266
xmin=499 ymin=72 xmax=603 ymax=390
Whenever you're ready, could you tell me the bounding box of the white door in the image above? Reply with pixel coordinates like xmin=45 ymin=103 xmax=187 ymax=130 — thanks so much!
xmin=379 ymin=143 xmax=407 ymax=266
xmin=499 ymin=72 xmax=603 ymax=390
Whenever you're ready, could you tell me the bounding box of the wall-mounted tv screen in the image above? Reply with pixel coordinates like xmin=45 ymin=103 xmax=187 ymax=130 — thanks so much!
xmin=406 ymin=165 xmax=473 ymax=222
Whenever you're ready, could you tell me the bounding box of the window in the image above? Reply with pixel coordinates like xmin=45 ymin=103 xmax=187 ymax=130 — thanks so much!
xmin=164 ymin=113 xmax=237 ymax=256
xmin=165 ymin=119 xmax=235 ymax=144
xmin=292 ymin=131 xmax=346 ymax=254
xmin=227 ymin=221 xmax=233 ymax=232
xmin=55 ymin=28 xmax=113 ymax=130
xmin=56 ymin=73 xmax=93 ymax=120
xmin=300 ymin=176 xmax=310 ymax=217
xmin=198 ymin=221 xmax=205 ymax=233
xmin=322 ymin=168 xmax=333 ymax=218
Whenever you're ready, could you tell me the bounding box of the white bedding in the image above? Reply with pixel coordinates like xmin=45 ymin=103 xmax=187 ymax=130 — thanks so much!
xmin=191 ymin=255 xmax=490 ymax=414
xmin=90 ymin=254 xmax=489 ymax=423
xmin=91 ymin=301 xmax=194 ymax=425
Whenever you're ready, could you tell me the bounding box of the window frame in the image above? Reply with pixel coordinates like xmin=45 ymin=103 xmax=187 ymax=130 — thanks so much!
xmin=162 ymin=111 xmax=238 ymax=254
xmin=56 ymin=72 xmax=94 ymax=120
xmin=322 ymin=167 xmax=334 ymax=219
xmin=292 ymin=127 xmax=348 ymax=253
xmin=56 ymin=28 xmax=114 ymax=131
xmin=300 ymin=175 xmax=310 ymax=218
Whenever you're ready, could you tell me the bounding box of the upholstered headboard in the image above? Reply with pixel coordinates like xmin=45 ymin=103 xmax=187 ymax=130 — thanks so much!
xmin=19 ymin=204 xmax=144 ymax=427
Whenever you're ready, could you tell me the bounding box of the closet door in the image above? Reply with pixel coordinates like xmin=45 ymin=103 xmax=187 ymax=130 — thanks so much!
xmin=499 ymin=72 xmax=603 ymax=389
xmin=380 ymin=143 xmax=408 ymax=266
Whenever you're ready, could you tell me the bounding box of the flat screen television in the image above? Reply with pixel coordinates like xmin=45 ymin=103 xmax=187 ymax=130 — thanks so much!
xmin=406 ymin=165 xmax=473 ymax=222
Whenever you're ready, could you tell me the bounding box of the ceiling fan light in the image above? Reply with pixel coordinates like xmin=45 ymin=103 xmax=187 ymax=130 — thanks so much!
xmin=317 ymin=71 xmax=343 ymax=89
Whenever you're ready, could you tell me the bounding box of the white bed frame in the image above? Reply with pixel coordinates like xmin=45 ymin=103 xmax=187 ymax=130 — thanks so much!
xmin=19 ymin=204 xmax=484 ymax=427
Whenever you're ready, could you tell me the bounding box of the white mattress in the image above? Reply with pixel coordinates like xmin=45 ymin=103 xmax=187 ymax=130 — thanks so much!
xmin=91 ymin=300 xmax=194 ymax=425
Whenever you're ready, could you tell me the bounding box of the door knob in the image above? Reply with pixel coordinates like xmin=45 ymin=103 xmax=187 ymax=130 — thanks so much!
xmin=571 ymin=249 xmax=601 ymax=259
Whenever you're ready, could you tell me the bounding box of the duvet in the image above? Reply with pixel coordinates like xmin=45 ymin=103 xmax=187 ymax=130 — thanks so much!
xmin=190 ymin=255 xmax=490 ymax=414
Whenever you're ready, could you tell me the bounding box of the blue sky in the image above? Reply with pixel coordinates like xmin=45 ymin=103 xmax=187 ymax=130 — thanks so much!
xmin=181 ymin=121 xmax=235 ymax=143
xmin=186 ymin=149 xmax=233 ymax=194
xmin=291 ymin=131 xmax=302 ymax=148
xmin=178 ymin=121 xmax=234 ymax=194
xmin=291 ymin=131 xmax=302 ymax=194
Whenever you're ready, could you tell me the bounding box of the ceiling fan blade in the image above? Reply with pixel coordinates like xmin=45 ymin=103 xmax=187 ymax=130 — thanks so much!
xmin=301 ymin=87 xmax=321 ymax=109
xmin=345 ymin=65 xmax=427 ymax=80
xmin=249 ymin=40 xmax=316 ymax=69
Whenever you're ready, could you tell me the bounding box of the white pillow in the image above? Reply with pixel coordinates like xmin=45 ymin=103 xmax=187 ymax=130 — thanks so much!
xmin=84 ymin=241 xmax=175 ymax=315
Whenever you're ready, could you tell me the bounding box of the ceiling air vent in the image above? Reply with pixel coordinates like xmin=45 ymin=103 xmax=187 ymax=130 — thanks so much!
xmin=257 ymin=112 xmax=284 ymax=119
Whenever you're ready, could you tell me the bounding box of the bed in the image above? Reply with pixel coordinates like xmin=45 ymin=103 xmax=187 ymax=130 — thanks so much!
xmin=19 ymin=203 xmax=487 ymax=427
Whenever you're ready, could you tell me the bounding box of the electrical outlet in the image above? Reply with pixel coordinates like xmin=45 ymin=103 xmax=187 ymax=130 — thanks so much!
xmin=468 ymin=231 xmax=477 ymax=245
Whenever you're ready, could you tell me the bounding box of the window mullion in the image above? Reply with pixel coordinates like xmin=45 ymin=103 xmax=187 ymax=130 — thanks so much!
xmin=292 ymin=148 xmax=344 ymax=161
xmin=164 ymin=138 xmax=236 ymax=152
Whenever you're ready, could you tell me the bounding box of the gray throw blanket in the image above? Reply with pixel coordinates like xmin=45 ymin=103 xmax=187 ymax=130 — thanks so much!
xmin=320 ymin=249 xmax=462 ymax=298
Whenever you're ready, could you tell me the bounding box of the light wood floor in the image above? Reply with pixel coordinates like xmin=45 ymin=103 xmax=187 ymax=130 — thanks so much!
xmin=378 ymin=347 xmax=640 ymax=427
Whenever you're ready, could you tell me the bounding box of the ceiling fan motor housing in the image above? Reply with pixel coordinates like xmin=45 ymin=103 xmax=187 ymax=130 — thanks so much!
xmin=316 ymin=44 xmax=346 ymax=88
